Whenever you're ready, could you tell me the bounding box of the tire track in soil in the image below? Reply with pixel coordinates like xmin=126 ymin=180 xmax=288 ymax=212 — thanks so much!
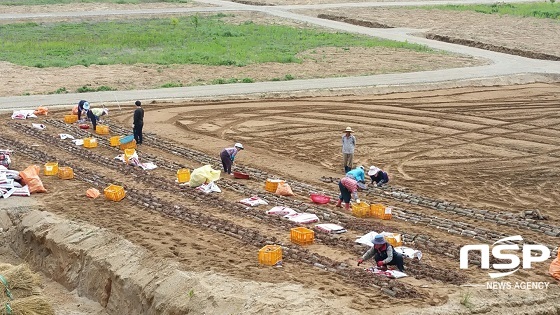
xmin=99 ymin=118 xmax=560 ymax=253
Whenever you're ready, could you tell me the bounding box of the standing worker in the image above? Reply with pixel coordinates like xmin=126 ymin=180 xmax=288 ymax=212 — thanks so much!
xmin=87 ymin=107 xmax=108 ymax=131
xmin=357 ymin=234 xmax=405 ymax=272
xmin=220 ymin=143 xmax=244 ymax=175
xmin=342 ymin=127 xmax=356 ymax=173
xmin=133 ymin=100 xmax=144 ymax=145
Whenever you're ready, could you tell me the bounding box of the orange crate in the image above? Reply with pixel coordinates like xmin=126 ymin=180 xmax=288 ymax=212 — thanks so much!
xmin=64 ymin=114 xmax=78 ymax=124
xmin=352 ymin=201 xmax=370 ymax=218
xmin=84 ymin=138 xmax=98 ymax=148
xmin=104 ymin=184 xmax=125 ymax=202
xmin=119 ymin=140 xmax=137 ymax=150
xmin=383 ymin=233 xmax=403 ymax=247
xmin=265 ymin=179 xmax=284 ymax=193
xmin=44 ymin=162 xmax=59 ymax=176
xmin=290 ymin=227 xmax=314 ymax=245
xmin=177 ymin=169 xmax=191 ymax=183
xmin=381 ymin=206 xmax=392 ymax=220
xmin=96 ymin=125 xmax=109 ymax=135
xmin=109 ymin=136 xmax=122 ymax=147
xmin=124 ymin=149 xmax=136 ymax=163
xmin=370 ymin=204 xmax=386 ymax=219
xmin=58 ymin=167 xmax=74 ymax=180
xmin=258 ymin=245 xmax=282 ymax=266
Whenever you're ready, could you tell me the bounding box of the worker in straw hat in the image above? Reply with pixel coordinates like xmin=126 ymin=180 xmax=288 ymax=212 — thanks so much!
xmin=357 ymin=234 xmax=405 ymax=272
xmin=87 ymin=105 xmax=108 ymax=131
xmin=220 ymin=143 xmax=244 ymax=175
xmin=342 ymin=127 xmax=356 ymax=173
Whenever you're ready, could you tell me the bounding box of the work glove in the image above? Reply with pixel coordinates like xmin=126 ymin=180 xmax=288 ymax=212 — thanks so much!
xmin=357 ymin=258 xmax=364 ymax=266
xmin=355 ymin=199 xmax=361 ymax=204
xmin=377 ymin=261 xmax=384 ymax=267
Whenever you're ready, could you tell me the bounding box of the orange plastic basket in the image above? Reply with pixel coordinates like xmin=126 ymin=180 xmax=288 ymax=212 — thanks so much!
xmin=109 ymin=136 xmax=122 ymax=147
xmin=290 ymin=227 xmax=314 ymax=246
xmin=177 ymin=169 xmax=191 ymax=183
xmin=57 ymin=167 xmax=74 ymax=180
xmin=119 ymin=140 xmax=137 ymax=150
xmin=258 ymin=245 xmax=282 ymax=266
xmin=384 ymin=233 xmax=403 ymax=247
xmin=84 ymin=138 xmax=98 ymax=149
xmin=104 ymin=184 xmax=125 ymax=202
xmin=124 ymin=149 xmax=136 ymax=163
xmin=381 ymin=207 xmax=393 ymax=220
xmin=352 ymin=201 xmax=370 ymax=218
xmin=370 ymin=204 xmax=386 ymax=219
xmin=64 ymin=114 xmax=78 ymax=124
xmin=96 ymin=125 xmax=109 ymax=135
xmin=44 ymin=162 xmax=59 ymax=176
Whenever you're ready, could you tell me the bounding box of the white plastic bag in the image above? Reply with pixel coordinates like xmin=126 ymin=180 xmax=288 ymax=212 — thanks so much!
xmin=195 ymin=181 xmax=221 ymax=194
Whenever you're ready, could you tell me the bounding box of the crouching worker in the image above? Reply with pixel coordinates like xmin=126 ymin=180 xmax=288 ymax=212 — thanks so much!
xmin=87 ymin=107 xmax=108 ymax=131
xmin=346 ymin=165 xmax=366 ymax=183
xmin=336 ymin=174 xmax=360 ymax=211
xmin=220 ymin=143 xmax=244 ymax=175
xmin=368 ymin=166 xmax=389 ymax=187
xmin=357 ymin=234 xmax=405 ymax=272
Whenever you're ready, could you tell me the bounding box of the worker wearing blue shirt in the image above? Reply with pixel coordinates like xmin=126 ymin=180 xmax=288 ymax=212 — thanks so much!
xmin=346 ymin=166 xmax=365 ymax=183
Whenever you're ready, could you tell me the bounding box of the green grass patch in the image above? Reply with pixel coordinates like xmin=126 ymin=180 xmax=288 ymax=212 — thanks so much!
xmin=76 ymin=85 xmax=115 ymax=93
xmin=423 ymin=2 xmax=560 ymax=19
xmin=0 ymin=0 xmax=190 ymax=5
xmin=161 ymin=82 xmax=183 ymax=88
xmin=48 ymin=87 xmax=68 ymax=94
xmin=0 ymin=15 xmax=433 ymax=68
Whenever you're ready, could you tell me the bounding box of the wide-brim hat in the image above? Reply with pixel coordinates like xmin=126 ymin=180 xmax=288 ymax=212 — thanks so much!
xmin=83 ymin=102 xmax=90 ymax=110
xmin=102 ymin=108 xmax=109 ymax=116
xmin=368 ymin=166 xmax=380 ymax=176
xmin=344 ymin=127 xmax=353 ymax=133
xmin=372 ymin=234 xmax=387 ymax=245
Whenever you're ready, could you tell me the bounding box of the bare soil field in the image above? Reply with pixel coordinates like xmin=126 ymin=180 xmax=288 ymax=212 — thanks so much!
xmin=297 ymin=8 xmax=560 ymax=58
xmin=2 ymin=83 xmax=560 ymax=314
xmin=1 ymin=2 xmax=560 ymax=314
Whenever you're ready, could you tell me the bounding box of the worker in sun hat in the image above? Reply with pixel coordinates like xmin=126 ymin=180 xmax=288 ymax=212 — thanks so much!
xmin=342 ymin=126 xmax=356 ymax=173
xmin=368 ymin=165 xmax=390 ymax=187
xmin=77 ymin=100 xmax=90 ymax=121
xmin=336 ymin=172 xmax=361 ymax=211
xmin=358 ymin=234 xmax=405 ymax=272
xmin=346 ymin=165 xmax=366 ymax=183
xmin=220 ymin=143 xmax=244 ymax=175
xmin=87 ymin=106 xmax=108 ymax=131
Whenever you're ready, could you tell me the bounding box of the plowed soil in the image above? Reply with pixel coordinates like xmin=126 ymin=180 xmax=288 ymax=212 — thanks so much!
xmin=1 ymin=2 xmax=560 ymax=314
xmin=2 ymin=83 xmax=560 ymax=314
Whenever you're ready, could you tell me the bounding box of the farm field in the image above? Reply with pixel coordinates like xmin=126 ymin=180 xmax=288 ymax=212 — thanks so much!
xmin=0 ymin=1 xmax=559 ymax=314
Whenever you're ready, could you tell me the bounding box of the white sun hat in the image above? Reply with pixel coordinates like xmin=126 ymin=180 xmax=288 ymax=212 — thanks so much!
xmin=344 ymin=127 xmax=353 ymax=133
xmin=368 ymin=166 xmax=381 ymax=176
xmin=234 ymin=143 xmax=244 ymax=150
